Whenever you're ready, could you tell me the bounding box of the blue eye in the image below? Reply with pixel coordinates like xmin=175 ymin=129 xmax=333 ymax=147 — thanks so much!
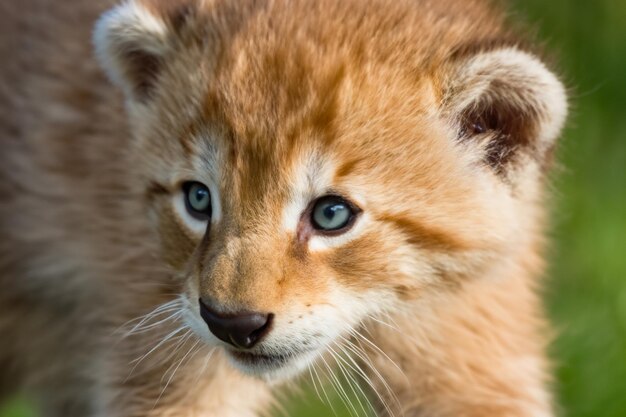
xmin=311 ymin=196 xmax=355 ymax=232
xmin=183 ymin=182 xmax=212 ymax=220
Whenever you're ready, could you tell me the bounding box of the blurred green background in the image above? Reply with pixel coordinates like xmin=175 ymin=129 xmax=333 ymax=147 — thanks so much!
xmin=1 ymin=1 xmax=624 ymax=417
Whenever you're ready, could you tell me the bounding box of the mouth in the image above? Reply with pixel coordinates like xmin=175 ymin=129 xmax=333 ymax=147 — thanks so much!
xmin=229 ymin=350 xmax=293 ymax=366
xmin=225 ymin=347 xmax=316 ymax=378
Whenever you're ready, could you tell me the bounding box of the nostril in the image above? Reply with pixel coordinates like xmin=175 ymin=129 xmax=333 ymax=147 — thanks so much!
xmin=250 ymin=312 xmax=274 ymax=343
xmin=198 ymin=299 xmax=274 ymax=349
xmin=227 ymin=312 xmax=271 ymax=349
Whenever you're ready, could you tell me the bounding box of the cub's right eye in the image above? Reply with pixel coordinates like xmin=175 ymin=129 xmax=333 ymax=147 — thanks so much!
xmin=182 ymin=181 xmax=212 ymax=221
xmin=310 ymin=195 xmax=359 ymax=234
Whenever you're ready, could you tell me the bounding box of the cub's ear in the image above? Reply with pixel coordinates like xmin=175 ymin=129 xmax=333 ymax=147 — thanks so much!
xmin=94 ymin=1 xmax=172 ymax=101
xmin=443 ymin=47 xmax=567 ymax=176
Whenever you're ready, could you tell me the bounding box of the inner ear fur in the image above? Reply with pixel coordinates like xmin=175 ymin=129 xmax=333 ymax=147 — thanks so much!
xmin=93 ymin=0 xmax=196 ymax=102
xmin=443 ymin=47 xmax=567 ymax=174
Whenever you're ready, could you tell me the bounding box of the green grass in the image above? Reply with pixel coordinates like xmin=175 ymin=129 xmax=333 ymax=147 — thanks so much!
xmin=517 ymin=1 xmax=626 ymax=416
xmin=2 ymin=1 xmax=625 ymax=416
xmin=0 ymin=401 xmax=34 ymax=417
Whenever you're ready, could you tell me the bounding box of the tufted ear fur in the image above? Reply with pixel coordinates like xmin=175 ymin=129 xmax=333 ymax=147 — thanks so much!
xmin=94 ymin=1 xmax=174 ymax=101
xmin=443 ymin=47 xmax=567 ymax=176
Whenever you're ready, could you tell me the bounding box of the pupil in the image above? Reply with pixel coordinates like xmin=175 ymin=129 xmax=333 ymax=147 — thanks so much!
xmin=195 ymin=189 xmax=206 ymax=201
xmin=324 ymin=205 xmax=338 ymax=219
xmin=323 ymin=204 xmax=346 ymax=222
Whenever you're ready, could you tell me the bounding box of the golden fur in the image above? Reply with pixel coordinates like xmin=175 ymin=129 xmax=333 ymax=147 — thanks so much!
xmin=0 ymin=0 xmax=567 ymax=416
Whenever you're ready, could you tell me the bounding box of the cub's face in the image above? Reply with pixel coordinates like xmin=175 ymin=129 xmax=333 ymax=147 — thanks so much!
xmin=95 ymin=0 xmax=566 ymax=378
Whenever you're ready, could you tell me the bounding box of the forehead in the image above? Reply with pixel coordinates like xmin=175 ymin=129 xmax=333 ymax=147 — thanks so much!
xmin=162 ymin=0 xmax=485 ymax=211
xmin=154 ymin=0 xmax=504 ymax=165
xmin=198 ymin=62 xmax=445 ymax=205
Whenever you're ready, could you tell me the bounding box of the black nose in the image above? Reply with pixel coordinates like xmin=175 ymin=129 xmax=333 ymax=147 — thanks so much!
xmin=199 ymin=299 xmax=273 ymax=349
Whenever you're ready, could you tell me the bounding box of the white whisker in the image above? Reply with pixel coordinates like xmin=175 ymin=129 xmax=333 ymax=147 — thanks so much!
xmin=329 ymin=342 xmax=380 ymax=417
xmin=319 ymin=353 xmax=359 ymax=417
xmin=312 ymin=361 xmax=338 ymax=416
xmin=340 ymin=335 xmax=401 ymax=416
xmin=194 ymin=347 xmax=217 ymax=385
xmin=154 ymin=338 xmax=202 ymax=408
xmin=115 ymin=298 xmax=183 ymax=337
xmin=125 ymin=327 xmax=191 ymax=381
xmin=307 ymin=364 xmax=325 ymax=405
xmin=349 ymin=328 xmax=405 ymax=378
xmin=328 ymin=345 xmax=372 ymax=417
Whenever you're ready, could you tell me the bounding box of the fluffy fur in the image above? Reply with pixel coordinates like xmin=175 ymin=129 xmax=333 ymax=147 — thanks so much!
xmin=0 ymin=0 xmax=567 ymax=416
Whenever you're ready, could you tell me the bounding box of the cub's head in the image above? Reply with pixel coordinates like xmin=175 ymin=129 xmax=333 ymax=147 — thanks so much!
xmin=95 ymin=0 xmax=566 ymax=379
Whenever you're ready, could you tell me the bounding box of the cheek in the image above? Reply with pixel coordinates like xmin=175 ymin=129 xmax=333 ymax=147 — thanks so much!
xmin=324 ymin=231 xmax=398 ymax=286
xmin=323 ymin=230 xmax=439 ymax=301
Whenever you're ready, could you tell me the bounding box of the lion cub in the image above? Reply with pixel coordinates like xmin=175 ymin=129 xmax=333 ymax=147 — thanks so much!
xmin=0 ymin=0 xmax=566 ymax=416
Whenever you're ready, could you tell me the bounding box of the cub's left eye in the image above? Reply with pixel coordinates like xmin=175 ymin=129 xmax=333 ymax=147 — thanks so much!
xmin=183 ymin=181 xmax=212 ymax=221
xmin=311 ymin=196 xmax=356 ymax=232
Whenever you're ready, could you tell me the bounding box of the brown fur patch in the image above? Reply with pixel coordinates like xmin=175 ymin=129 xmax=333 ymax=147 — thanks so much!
xmin=378 ymin=213 xmax=470 ymax=251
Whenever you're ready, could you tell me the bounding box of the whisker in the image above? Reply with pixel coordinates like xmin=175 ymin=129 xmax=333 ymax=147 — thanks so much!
xmin=328 ymin=345 xmax=372 ymax=417
xmin=307 ymin=364 xmax=325 ymax=405
xmin=125 ymin=328 xmax=191 ymax=381
xmin=349 ymin=328 xmax=405 ymax=378
xmin=366 ymin=315 xmax=400 ymax=333
xmin=331 ymin=342 xmax=383 ymax=416
xmin=336 ymin=338 xmax=395 ymax=417
xmin=194 ymin=347 xmax=217 ymax=385
xmin=319 ymin=353 xmax=359 ymax=417
xmin=115 ymin=298 xmax=183 ymax=336
xmin=340 ymin=335 xmax=401 ymax=416
xmin=129 ymin=326 xmax=188 ymax=366
xmin=159 ymin=331 xmax=196 ymax=378
xmin=311 ymin=361 xmax=338 ymax=416
xmin=124 ymin=310 xmax=184 ymax=337
xmin=154 ymin=338 xmax=202 ymax=408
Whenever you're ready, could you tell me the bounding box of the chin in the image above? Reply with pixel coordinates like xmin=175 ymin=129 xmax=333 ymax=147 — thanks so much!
xmin=224 ymin=348 xmax=320 ymax=382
